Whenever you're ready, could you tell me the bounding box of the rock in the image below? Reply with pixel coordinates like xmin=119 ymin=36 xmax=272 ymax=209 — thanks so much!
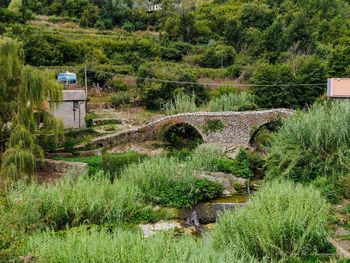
xmin=193 ymin=171 xmax=247 ymax=196
xmin=181 ymin=202 xmax=245 ymax=224
xmin=139 ymin=221 xmax=182 ymax=238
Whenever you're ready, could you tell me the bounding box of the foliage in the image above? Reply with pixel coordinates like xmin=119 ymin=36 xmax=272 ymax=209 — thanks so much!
xmin=163 ymin=124 xmax=203 ymax=150
xmin=213 ymin=180 xmax=330 ymax=261
xmin=54 ymin=151 xmax=145 ymax=177
xmin=110 ymin=91 xmax=131 ymax=107
xmin=251 ymin=56 xmax=327 ymax=109
xmin=101 ymin=152 xmax=147 ymax=181
xmin=0 ymin=37 xmax=63 ymax=181
xmin=198 ymin=44 xmax=236 ymax=68
xmin=266 ymin=101 xmax=350 ymax=183
xmin=202 ymin=119 xmax=225 ymax=135
xmin=85 ymin=113 xmax=95 ymax=127
xmin=163 ymin=93 xmax=198 ymax=115
xmin=208 ymin=92 xmax=257 ymax=112
xmin=108 ymin=79 xmax=129 ymax=92
xmin=121 ymin=154 xmax=223 ymax=208
xmin=137 ymin=62 xmax=208 ymax=110
xmin=4 ymin=174 xmax=151 ymax=230
xmin=22 ymin=227 xmax=259 ymax=263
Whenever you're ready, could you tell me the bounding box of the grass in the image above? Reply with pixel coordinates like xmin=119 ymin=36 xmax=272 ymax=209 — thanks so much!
xmin=22 ymin=227 xmax=260 ymax=263
xmin=121 ymin=154 xmax=223 ymax=208
xmin=212 ymin=180 xmax=331 ymax=261
xmin=4 ymin=174 xmax=153 ymax=231
xmin=53 ymin=151 xmax=146 ymax=177
xmin=208 ymin=92 xmax=257 ymax=112
xmin=163 ymin=93 xmax=198 ymax=115
xmin=266 ymin=101 xmax=350 ymax=183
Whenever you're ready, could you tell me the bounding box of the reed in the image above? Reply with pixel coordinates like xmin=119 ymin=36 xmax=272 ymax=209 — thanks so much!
xmin=208 ymin=92 xmax=257 ymax=112
xmin=23 ymin=227 xmax=260 ymax=263
xmin=163 ymin=93 xmax=198 ymax=115
xmin=6 ymin=174 xmax=149 ymax=230
xmin=212 ymin=180 xmax=330 ymax=261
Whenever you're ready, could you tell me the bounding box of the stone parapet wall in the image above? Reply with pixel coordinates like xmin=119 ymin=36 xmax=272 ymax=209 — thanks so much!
xmin=37 ymin=159 xmax=88 ymax=175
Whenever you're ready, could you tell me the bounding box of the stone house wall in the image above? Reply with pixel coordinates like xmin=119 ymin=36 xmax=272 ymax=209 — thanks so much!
xmin=53 ymin=100 xmax=86 ymax=129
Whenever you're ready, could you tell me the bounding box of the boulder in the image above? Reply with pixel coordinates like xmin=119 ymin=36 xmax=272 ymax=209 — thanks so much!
xmin=193 ymin=171 xmax=247 ymax=196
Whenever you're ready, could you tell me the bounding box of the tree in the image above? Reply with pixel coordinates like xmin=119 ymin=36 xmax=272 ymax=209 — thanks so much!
xmin=0 ymin=37 xmax=63 ymax=182
xmin=79 ymin=4 xmax=100 ymax=27
xmin=251 ymin=56 xmax=327 ymax=109
xmin=8 ymin=0 xmax=21 ymax=13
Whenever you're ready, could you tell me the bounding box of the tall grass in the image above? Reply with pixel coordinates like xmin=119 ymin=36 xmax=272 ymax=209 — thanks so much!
xmin=121 ymin=154 xmax=222 ymax=208
xmin=163 ymin=93 xmax=198 ymax=115
xmin=208 ymin=92 xmax=257 ymax=112
xmin=267 ymin=101 xmax=350 ymax=182
xmin=6 ymin=174 xmax=150 ymax=230
xmin=212 ymin=180 xmax=330 ymax=261
xmin=23 ymin=227 xmax=260 ymax=263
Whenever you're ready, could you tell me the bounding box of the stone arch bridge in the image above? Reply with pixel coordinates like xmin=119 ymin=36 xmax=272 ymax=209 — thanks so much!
xmin=82 ymin=109 xmax=294 ymax=150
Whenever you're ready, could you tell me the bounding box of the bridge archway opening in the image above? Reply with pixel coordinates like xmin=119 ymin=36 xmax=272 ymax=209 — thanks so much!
xmin=162 ymin=123 xmax=204 ymax=150
xmin=249 ymin=120 xmax=283 ymax=152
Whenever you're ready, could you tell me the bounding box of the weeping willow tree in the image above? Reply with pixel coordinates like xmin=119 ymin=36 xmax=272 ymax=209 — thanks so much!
xmin=0 ymin=37 xmax=63 ymax=182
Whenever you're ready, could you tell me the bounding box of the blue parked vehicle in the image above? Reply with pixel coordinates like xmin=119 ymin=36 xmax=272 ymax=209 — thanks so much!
xmin=57 ymin=71 xmax=77 ymax=85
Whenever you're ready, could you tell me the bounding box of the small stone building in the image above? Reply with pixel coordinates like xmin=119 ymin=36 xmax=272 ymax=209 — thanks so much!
xmin=52 ymin=90 xmax=86 ymax=129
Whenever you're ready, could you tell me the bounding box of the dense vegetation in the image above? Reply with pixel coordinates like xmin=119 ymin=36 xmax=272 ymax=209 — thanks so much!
xmin=1 ymin=0 xmax=350 ymax=261
xmin=266 ymin=101 xmax=350 ymax=202
xmin=1 ymin=0 xmax=350 ymax=109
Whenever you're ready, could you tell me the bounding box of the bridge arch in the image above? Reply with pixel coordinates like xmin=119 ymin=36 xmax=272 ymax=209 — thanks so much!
xmin=161 ymin=122 xmax=204 ymax=149
xmin=248 ymin=120 xmax=283 ymax=149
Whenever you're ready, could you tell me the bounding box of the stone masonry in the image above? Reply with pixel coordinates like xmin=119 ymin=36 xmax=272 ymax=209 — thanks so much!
xmin=80 ymin=109 xmax=294 ymax=150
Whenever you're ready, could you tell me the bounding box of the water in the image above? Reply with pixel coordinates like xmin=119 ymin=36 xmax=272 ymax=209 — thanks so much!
xmin=181 ymin=193 xmax=249 ymax=226
xmin=186 ymin=211 xmax=200 ymax=227
xmin=208 ymin=193 xmax=248 ymax=204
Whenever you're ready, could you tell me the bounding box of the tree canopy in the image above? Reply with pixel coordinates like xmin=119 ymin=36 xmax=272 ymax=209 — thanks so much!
xmin=0 ymin=37 xmax=63 ymax=182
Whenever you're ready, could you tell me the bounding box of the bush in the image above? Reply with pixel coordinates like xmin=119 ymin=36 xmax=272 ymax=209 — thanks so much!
xmin=209 ymin=85 xmax=237 ymax=99
xmin=108 ymin=79 xmax=129 ymax=92
xmin=163 ymin=93 xmax=198 ymax=115
xmin=266 ymin=102 xmax=350 ymax=183
xmin=202 ymin=119 xmax=225 ymax=135
xmin=121 ymin=155 xmax=223 ymax=208
xmin=101 ymin=152 xmax=147 ymax=181
xmin=85 ymin=113 xmax=95 ymax=127
xmin=110 ymin=92 xmax=131 ymax=107
xmin=137 ymin=62 xmax=208 ymax=110
xmin=5 ymin=175 xmax=150 ymax=231
xmin=213 ymin=180 xmax=330 ymax=261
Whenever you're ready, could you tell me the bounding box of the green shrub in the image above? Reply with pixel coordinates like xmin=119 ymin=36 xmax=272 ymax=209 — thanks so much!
xmin=213 ymin=180 xmax=330 ymax=261
xmin=110 ymin=92 xmax=131 ymax=107
xmin=208 ymin=92 xmax=257 ymax=112
xmin=108 ymin=79 xmax=129 ymax=92
xmin=5 ymin=175 xmax=150 ymax=230
xmin=230 ymin=149 xmax=254 ymax=179
xmin=202 ymin=119 xmax=225 ymax=135
xmin=101 ymin=152 xmax=147 ymax=181
xmin=266 ymin=101 xmax=350 ymax=183
xmin=137 ymin=62 xmax=208 ymax=110
xmin=85 ymin=113 xmax=95 ymax=127
xmin=209 ymin=85 xmax=237 ymax=99
xmin=121 ymin=156 xmax=222 ymax=208
xmin=163 ymin=93 xmax=198 ymax=115
xmin=23 ymin=227 xmax=259 ymax=263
